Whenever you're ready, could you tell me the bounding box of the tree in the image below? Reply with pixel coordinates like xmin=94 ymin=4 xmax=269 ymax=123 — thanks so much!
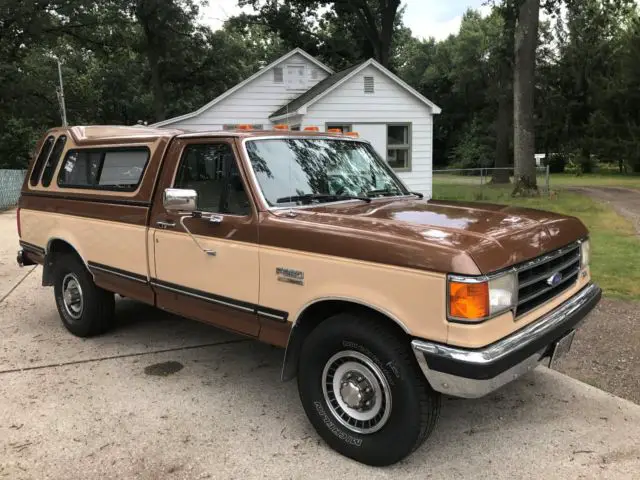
xmin=237 ymin=0 xmax=403 ymax=69
xmin=513 ymin=0 xmax=540 ymax=193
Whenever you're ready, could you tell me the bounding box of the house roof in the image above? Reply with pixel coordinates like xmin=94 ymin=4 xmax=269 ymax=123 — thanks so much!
xmin=269 ymin=62 xmax=364 ymax=119
xmin=270 ymin=58 xmax=442 ymax=120
xmin=151 ymin=48 xmax=334 ymax=127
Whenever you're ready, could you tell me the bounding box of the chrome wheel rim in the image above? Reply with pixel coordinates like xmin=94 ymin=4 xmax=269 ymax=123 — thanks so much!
xmin=62 ymin=273 xmax=83 ymax=320
xmin=321 ymin=350 xmax=392 ymax=434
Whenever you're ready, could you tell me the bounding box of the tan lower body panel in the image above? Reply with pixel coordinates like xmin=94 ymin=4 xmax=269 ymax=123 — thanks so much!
xmin=20 ymin=209 xmax=153 ymax=304
xmin=258 ymin=244 xmax=449 ymax=344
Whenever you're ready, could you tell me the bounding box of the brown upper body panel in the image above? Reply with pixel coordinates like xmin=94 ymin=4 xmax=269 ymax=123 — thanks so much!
xmin=22 ymin=126 xmax=588 ymax=277
xmin=264 ymin=198 xmax=588 ymax=275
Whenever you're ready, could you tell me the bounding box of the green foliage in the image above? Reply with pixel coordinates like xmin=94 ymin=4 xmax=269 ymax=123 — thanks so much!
xmin=2 ymin=0 xmax=640 ymax=179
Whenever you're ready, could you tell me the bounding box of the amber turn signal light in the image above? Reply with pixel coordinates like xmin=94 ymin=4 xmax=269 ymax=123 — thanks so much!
xmin=237 ymin=124 xmax=253 ymax=130
xmin=303 ymin=126 xmax=319 ymax=131
xmin=274 ymin=124 xmax=290 ymax=130
xmin=449 ymin=281 xmax=489 ymax=321
xmin=345 ymin=131 xmax=359 ymax=138
xmin=327 ymin=128 xmax=342 ymax=133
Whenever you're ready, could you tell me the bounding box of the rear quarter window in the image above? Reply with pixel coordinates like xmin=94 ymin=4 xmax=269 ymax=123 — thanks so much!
xmin=29 ymin=136 xmax=55 ymax=186
xmin=57 ymin=147 xmax=150 ymax=191
xmin=41 ymin=135 xmax=67 ymax=187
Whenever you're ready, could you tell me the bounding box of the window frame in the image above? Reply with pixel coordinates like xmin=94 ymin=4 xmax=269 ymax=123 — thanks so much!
xmin=41 ymin=135 xmax=67 ymax=187
xmin=57 ymin=146 xmax=151 ymax=192
xmin=386 ymin=123 xmax=412 ymax=172
xmin=30 ymin=135 xmax=55 ymax=186
xmin=285 ymin=64 xmax=307 ymax=91
xmin=171 ymin=141 xmax=252 ymax=218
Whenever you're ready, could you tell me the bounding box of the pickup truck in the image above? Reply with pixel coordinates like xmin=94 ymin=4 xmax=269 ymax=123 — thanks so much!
xmin=17 ymin=125 xmax=601 ymax=466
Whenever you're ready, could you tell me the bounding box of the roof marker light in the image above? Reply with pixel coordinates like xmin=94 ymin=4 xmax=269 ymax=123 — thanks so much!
xmin=237 ymin=124 xmax=253 ymax=131
xmin=303 ymin=126 xmax=320 ymax=131
xmin=345 ymin=131 xmax=359 ymax=138
xmin=327 ymin=128 xmax=342 ymax=133
xmin=274 ymin=124 xmax=290 ymax=130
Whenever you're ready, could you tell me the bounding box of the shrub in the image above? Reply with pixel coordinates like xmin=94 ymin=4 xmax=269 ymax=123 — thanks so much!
xmin=544 ymin=153 xmax=566 ymax=173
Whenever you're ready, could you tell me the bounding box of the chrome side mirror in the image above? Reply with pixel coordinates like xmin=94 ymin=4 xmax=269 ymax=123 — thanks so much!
xmin=163 ymin=188 xmax=197 ymax=213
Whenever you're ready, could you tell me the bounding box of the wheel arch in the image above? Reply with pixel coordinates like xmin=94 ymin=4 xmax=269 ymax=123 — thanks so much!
xmin=42 ymin=237 xmax=90 ymax=286
xmin=281 ymin=297 xmax=410 ymax=381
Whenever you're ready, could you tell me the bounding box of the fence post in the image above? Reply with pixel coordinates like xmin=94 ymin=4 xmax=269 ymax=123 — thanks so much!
xmin=546 ymin=165 xmax=550 ymax=196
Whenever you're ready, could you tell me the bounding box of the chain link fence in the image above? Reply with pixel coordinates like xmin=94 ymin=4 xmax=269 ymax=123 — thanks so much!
xmin=0 ymin=170 xmax=26 ymax=210
xmin=432 ymin=166 xmax=550 ymax=201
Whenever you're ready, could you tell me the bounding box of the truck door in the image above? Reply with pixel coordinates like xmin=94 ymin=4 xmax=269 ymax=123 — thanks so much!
xmin=149 ymin=137 xmax=260 ymax=336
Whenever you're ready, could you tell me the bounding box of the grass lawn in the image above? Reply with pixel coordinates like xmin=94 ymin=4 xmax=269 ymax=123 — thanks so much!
xmin=432 ymin=184 xmax=640 ymax=301
xmin=550 ymin=173 xmax=640 ymax=189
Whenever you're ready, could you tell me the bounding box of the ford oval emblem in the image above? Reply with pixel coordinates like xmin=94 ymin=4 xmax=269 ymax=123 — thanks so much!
xmin=547 ymin=272 xmax=563 ymax=287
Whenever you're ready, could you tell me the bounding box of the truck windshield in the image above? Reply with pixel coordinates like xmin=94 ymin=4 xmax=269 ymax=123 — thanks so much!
xmin=244 ymin=138 xmax=408 ymax=207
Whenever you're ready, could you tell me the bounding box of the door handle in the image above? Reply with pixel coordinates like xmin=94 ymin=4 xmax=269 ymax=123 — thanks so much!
xmin=209 ymin=215 xmax=223 ymax=224
xmin=156 ymin=220 xmax=176 ymax=229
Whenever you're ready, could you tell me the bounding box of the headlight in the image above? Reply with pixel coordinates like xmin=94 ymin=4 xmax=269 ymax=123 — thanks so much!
xmin=448 ymin=271 xmax=517 ymax=322
xmin=580 ymin=239 xmax=591 ymax=268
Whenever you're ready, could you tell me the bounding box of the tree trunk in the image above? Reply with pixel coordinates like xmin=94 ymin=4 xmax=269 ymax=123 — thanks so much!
xmin=493 ymin=0 xmax=516 ymax=184
xmin=513 ymin=0 xmax=540 ymax=195
xmin=135 ymin=0 xmax=165 ymax=122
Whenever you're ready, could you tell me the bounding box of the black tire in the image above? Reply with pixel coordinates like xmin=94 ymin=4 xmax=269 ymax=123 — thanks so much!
xmin=297 ymin=312 xmax=441 ymax=466
xmin=53 ymin=253 xmax=115 ymax=337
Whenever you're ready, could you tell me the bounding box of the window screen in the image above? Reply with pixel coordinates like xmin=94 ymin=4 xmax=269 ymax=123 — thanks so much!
xmin=30 ymin=136 xmax=55 ymax=186
xmin=58 ymin=148 xmax=149 ymax=191
xmin=41 ymin=135 xmax=67 ymax=187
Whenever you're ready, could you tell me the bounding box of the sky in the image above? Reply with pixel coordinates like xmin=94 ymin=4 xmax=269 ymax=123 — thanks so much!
xmin=200 ymin=0 xmax=490 ymax=42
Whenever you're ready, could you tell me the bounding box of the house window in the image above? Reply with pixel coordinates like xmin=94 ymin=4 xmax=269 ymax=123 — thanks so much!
xmin=326 ymin=124 xmax=352 ymax=133
xmin=364 ymin=76 xmax=374 ymax=94
xmin=387 ymin=124 xmax=410 ymax=170
xmin=274 ymin=67 xmax=284 ymax=84
xmin=286 ymin=65 xmax=306 ymax=90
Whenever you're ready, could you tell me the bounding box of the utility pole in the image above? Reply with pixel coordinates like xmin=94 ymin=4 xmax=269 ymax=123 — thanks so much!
xmin=55 ymin=57 xmax=68 ymax=126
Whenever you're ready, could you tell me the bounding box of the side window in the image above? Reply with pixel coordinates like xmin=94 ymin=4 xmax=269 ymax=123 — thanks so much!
xmin=41 ymin=135 xmax=67 ymax=187
xmin=58 ymin=148 xmax=149 ymax=191
xmin=29 ymin=136 xmax=55 ymax=186
xmin=174 ymin=143 xmax=250 ymax=216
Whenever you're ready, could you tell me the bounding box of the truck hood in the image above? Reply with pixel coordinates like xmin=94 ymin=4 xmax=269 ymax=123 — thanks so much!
xmin=282 ymin=198 xmax=588 ymax=274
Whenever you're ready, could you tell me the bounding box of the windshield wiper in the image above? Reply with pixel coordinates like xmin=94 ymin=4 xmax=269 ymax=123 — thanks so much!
xmin=366 ymin=188 xmax=403 ymax=197
xmin=276 ymin=193 xmax=371 ymax=204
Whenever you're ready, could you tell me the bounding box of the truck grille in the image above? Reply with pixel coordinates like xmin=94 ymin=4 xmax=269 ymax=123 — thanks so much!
xmin=515 ymin=243 xmax=581 ymax=317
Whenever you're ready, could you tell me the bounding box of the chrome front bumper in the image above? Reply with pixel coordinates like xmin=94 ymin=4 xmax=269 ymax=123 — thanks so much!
xmin=412 ymin=283 xmax=602 ymax=398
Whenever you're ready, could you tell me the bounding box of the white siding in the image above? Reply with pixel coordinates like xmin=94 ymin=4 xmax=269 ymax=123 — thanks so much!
xmin=303 ymin=65 xmax=434 ymax=197
xmin=168 ymin=53 xmax=330 ymax=131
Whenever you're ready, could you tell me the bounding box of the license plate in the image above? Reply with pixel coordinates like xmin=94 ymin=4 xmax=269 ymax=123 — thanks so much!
xmin=550 ymin=330 xmax=576 ymax=368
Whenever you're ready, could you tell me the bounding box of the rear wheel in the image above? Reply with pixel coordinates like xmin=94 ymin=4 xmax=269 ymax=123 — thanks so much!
xmin=53 ymin=253 xmax=115 ymax=337
xmin=297 ymin=313 xmax=441 ymax=466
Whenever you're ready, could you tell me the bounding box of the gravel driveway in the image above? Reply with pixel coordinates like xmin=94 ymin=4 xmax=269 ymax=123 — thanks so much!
xmin=555 ymin=186 xmax=640 ymax=404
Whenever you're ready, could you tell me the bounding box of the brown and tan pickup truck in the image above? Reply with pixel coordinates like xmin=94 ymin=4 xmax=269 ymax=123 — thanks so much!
xmin=17 ymin=125 xmax=601 ymax=466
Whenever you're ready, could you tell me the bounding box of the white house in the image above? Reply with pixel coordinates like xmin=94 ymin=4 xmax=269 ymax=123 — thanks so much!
xmin=153 ymin=48 xmax=441 ymax=196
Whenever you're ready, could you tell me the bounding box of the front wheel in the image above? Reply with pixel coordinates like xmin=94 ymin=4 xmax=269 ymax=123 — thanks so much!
xmin=297 ymin=313 xmax=441 ymax=466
